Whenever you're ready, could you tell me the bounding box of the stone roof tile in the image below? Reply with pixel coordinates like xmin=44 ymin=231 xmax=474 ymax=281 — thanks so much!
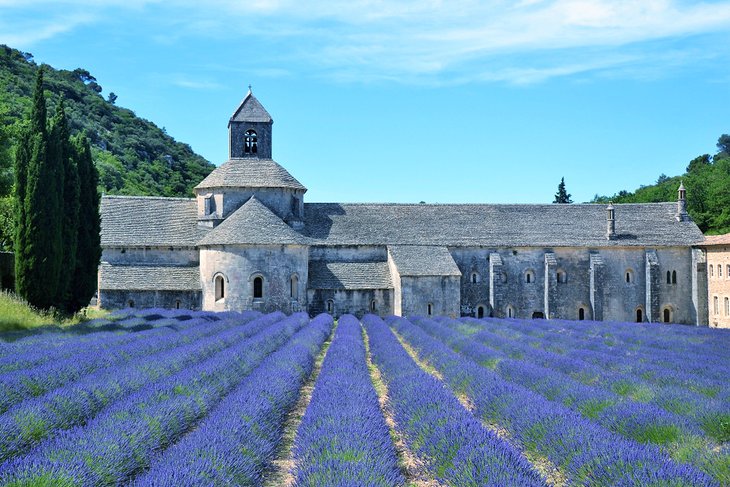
xmin=388 ymin=246 xmax=462 ymax=277
xmin=702 ymin=233 xmax=730 ymax=246
xmin=302 ymin=202 xmax=704 ymax=247
xmin=194 ymin=158 xmax=306 ymax=191
xmin=229 ymin=91 xmax=272 ymax=123
xmin=198 ymin=196 xmax=309 ymax=246
xmin=308 ymin=261 xmax=392 ymax=289
xmin=101 ymin=196 xmax=208 ymax=247
xmin=99 ymin=263 xmax=201 ymax=291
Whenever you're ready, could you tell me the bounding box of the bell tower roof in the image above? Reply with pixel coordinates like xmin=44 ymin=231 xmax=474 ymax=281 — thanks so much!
xmin=229 ymin=88 xmax=272 ymax=126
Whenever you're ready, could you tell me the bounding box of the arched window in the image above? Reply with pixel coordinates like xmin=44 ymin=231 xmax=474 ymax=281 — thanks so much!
xmin=244 ymin=129 xmax=258 ymax=154
xmin=625 ymin=269 xmax=634 ymax=284
xmin=525 ymin=270 xmax=535 ymax=284
xmin=253 ymin=276 xmax=263 ymax=299
xmin=371 ymin=300 xmax=377 ymax=312
xmin=506 ymin=305 xmax=515 ymax=318
xmin=718 ymin=266 xmax=722 ymax=278
xmin=727 ymin=265 xmax=730 ymax=279
xmin=666 ymin=271 xmax=671 ymax=284
xmin=672 ymin=270 xmax=677 ymax=284
xmin=128 ymin=299 xmax=135 ymax=308
xmin=710 ymin=265 xmax=714 ymax=277
xmin=175 ymin=300 xmax=181 ymax=309
xmin=578 ymin=308 xmax=585 ymax=321
xmin=636 ymin=308 xmax=643 ymax=323
xmin=326 ymin=299 xmax=334 ymax=314
xmin=214 ymin=274 xmax=225 ymax=302
xmin=290 ymin=275 xmax=299 ymax=300
xmin=557 ymin=270 xmax=567 ymax=284
xmin=427 ymin=303 xmax=433 ymax=316
xmin=471 ymin=272 xmax=479 ymax=284
xmin=725 ymin=297 xmax=729 ymax=316
xmin=663 ymin=307 xmax=672 ymax=323
xmin=477 ymin=305 xmax=485 ymax=319
xmin=713 ymin=296 xmax=719 ymax=315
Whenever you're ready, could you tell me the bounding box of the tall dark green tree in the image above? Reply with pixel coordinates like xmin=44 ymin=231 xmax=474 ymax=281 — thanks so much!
xmin=21 ymin=68 xmax=64 ymax=309
xmin=553 ymin=177 xmax=573 ymax=204
xmin=50 ymin=98 xmax=80 ymax=310
xmin=69 ymin=133 xmax=101 ymax=313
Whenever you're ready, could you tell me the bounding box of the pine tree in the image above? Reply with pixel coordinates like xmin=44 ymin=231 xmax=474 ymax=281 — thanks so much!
xmin=50 ymin=98 xmax=80 ymax=311
xmin=69 ymin=133 xmax=101 ymax=313
xmin=553 ymin=177 xmax=573 ymax=204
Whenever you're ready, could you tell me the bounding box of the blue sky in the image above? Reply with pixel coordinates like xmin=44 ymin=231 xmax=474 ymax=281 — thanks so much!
xmin=1 ymin=0 xmax=729 ymax=204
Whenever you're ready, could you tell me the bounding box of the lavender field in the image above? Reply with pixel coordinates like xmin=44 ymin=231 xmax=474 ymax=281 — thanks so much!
xmin=0 ymin=309 xmax=728 ymax=486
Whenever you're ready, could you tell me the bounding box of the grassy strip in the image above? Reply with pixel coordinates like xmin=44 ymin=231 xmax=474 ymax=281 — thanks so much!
xmin=261 ymin=321 xmax=337 ymax=487
xmin=363 ymin=324 xmax=444 ymax=487
xmin=0 ymin=291 xmax=107 ymax=333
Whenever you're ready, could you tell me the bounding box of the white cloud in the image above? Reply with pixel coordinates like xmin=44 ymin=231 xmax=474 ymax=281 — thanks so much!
xmin=1 ymin=0 xmax=729 ymax=84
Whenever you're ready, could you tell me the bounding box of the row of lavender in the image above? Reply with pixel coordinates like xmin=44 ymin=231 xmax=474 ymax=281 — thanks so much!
xmin=410 ymin=315 xmax=729 ymax=484
xmin=0 ymin=309 xmax=725 ymax=485
xmin=0 ymin=311 xmax=334 ymax=485
xmin=391 ymin=315 xmax=720 ymax=485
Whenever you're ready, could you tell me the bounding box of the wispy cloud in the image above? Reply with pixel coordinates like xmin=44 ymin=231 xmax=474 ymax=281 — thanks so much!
xmin=170 ymin=76 xmax=223 ymax=90
xmin=1 ymin=0 xmax=729 ymax=84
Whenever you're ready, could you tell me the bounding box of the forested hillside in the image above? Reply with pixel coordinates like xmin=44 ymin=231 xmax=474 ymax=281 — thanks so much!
xmin=0 ymin=45 xmax=214 ymax=199
xmin=591 ymin=135 xmax=730 ymax=235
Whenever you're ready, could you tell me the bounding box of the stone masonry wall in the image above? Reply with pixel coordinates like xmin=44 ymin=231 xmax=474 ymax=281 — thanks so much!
xmin=200 ymin=245 xmax=308 ymax=314
xmin=307 ymin=288 xmax=393 ymax=318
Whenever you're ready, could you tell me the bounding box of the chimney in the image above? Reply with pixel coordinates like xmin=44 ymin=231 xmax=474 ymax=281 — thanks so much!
xmin=607 ymin=203 xmax=616 ymax=240
xmin=676 ymin=182 xmax=688 ymax=221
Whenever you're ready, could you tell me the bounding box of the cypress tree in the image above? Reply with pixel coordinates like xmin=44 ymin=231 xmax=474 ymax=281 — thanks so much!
xmin=50 ymin=98 xmax=80 ymax=311
xmin=69 ymin=133 xmax=101 ymax=313
xmin=20 ymin=68 xmax=64 ymax=309
xmin=13 ymin=128 xmax=31 ymax=297
xmin=15 ymin=68 xmax=47 ymax=303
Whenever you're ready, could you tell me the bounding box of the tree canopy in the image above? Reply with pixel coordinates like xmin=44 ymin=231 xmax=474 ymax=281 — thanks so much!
xmin=592 ymin=134 xmax=730 ymax=235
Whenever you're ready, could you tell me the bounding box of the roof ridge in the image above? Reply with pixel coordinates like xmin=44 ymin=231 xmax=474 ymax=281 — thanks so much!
xmin=102 ymin=195 xmax=195 ymax=202
xmin=303 ymin=201 xmax=676 ymax=207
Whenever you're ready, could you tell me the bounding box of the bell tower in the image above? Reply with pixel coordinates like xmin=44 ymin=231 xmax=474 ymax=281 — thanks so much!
xmin=228 ymin=87 xmax=273 ymax=159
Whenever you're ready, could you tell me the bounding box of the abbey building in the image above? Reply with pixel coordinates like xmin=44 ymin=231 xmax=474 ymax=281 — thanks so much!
xmin=98 ymin=91 xmax=708 ymax=324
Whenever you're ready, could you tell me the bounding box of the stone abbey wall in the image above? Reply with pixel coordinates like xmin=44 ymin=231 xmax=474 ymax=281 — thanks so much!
xmin=199 ymin=245 xmax=308 ymax=314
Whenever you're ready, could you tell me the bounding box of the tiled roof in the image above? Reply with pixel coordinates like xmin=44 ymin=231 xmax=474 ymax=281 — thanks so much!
xmin=302 ymin=202 xmax=705 ymax=247
xmin=388 ymin=246 xmax=461 ymax=277
xmin=702 ymin=234 xmax=730 ymax=246
xmin=308 ymin=261 xmax=393 ymax=290
xmin=198 ymin=197 xmax=309 ymax=246
xmin=229 ymin=91 xmax=272 ymax=123
xmin=194 ymin=158 xmax=306 ymax=191
xmin=101 ymin=196 xmax=208 ymax=247
xmin=99 ymin=263 xmax=201 ymax=291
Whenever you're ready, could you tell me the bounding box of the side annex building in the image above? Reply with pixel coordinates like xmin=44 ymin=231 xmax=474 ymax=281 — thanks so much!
xmin=98 ymin=91 xmax=708 ymax=325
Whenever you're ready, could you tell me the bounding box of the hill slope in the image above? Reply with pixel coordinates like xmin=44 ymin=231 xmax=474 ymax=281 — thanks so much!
xmin=591 ymin=136 xmax=730 ymax=235
xmin=0 ymin=45 xmax=214 ymax=198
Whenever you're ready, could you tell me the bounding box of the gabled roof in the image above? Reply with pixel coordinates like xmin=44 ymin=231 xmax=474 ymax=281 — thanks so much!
xmin=308 ymin=261 xmax=393 ymax=289
xmin=101 ymin=196 xmax=208 ymax=247
xmin=229 ymin=90 xmax=272 ymax=124
xmin=302 ymin=202 xmax=705 ymax=248
xmin=388 ymin=246 xmax=461 ymax=277
xmin=198 ymin=197 xmax=309 ymax=246
xmin=702 ymin=233 xmax=730 ymax=246
xmin=194 ymin=158 xmax=306 ymax=191
xmin=99 ymin=264 xmax=201 ymax=291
